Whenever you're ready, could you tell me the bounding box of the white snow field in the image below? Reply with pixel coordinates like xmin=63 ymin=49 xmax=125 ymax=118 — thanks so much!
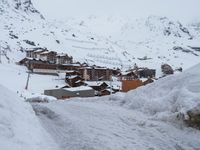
xmin=31 ymin=63 xmax=200 ymax=150
xmin=0 ymin=84 xmax=59 ymax=150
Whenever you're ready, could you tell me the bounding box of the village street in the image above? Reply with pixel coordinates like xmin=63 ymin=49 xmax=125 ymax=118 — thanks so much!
xmin=32 ymin=98 xmax=200 ymax=150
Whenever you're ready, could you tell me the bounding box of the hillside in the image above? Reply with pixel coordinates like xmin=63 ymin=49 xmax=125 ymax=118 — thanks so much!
xmin=0 ymin=0 xmax=200 ymax=75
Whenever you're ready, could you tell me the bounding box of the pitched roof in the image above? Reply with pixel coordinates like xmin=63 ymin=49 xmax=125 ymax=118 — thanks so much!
xmin=63 ymin=86 xmax=93 ymax=92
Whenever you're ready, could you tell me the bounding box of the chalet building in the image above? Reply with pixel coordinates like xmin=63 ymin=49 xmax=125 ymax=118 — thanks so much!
xmin=25 ymin=47 xmax=45 ymax=58
xmin=25 ymin=48 xmax=74 ymax=65
xmin=26 ymin=49 xmax=35 ymax=58
xmin=28 ymin=61 xmax=58 ymax=70
xmin=18 ymin=57 xmax=33 ymax=66
xmin=122 ymin=80 xmax=143 ymax=92
xmin=65 ymin=75 xmax=84 ymax=87
xmin=39 ymin=51 xmax=57 ymax=63
xmin=56 ymin=53 xmax=73 ymax=64
xmin=65 ymin=70 xmax=81 ymax=77
xmin=79 ymin=67 xmax=112 ymax=81
xmin=85 ymin=81 xmax=109 ymax=96
xmin=112 ymin=68 xmax=121 ymax=76
xmin=59 ymin=63 xmax=81 ymax=70
xmin=119 ymin=71 xmax=138 ymax=81
xmin=33 ymin=49 xmax=48 ymax=59
xmin=44 ymin=86 xmax=95 ymax=99
xmin=137 ymin=68 xmax=156 ymax=78
xmin=85 ymin=81 xmax=108 ymax=91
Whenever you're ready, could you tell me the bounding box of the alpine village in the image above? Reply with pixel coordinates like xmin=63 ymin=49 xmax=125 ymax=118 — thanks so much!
xmin=18 ymin=47 xmax=178 ymax=100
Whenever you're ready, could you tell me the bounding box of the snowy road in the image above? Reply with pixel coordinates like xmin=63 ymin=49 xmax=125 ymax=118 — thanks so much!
xmin=32 ymin=99 xmax=200 ymax=150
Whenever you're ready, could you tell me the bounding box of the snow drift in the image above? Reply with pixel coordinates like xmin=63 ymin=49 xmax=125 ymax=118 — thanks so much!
xmin=0 ymin=84 xmax=58 ymax=150
xmin=26 ymin=95 xmax=57 ymax=103
xmin=122 ymin=63 xmax=200 ymax=127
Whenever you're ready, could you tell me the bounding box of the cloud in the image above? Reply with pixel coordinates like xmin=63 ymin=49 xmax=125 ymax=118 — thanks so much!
xmin=32 ymin=0 xmax=200 ymax=22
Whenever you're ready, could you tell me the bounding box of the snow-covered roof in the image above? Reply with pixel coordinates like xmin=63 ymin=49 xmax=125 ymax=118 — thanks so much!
xmin=66 ymin=75 xmax=79 ymax=79
xmin=57 ymin=53 xmax=68 ymax=57
xmin=63 ymin=86 xmax=93 ymax=92
xmin=21 ymin=57 xmax=34 ymax=60
xmin=40 ymin=51 xmax=53 ymax=55
xmin=85 ymin=81 xmax=107 ymax=87
xmin=140 ymin=78 xmax=148 ymax=82
xmin=75 ymin=80 xmax=83 ymax=83
xmin=62 ymin=63 xmax=80 ymax=67
xmin=65 ymin=70 xmax=78 ymax=73
xmin=102 ymin=88 xmax=114 ymax=93
xmin=121 ymin=71 xmax=135 ymax=76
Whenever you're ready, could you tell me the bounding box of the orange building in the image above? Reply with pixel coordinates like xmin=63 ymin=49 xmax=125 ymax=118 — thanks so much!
xmin=122 ymin=80 xmax=143 ymax=92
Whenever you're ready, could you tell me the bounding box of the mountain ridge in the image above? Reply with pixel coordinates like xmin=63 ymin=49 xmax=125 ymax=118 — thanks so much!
xmin=0 ymin=0 xmax=200 ymax=75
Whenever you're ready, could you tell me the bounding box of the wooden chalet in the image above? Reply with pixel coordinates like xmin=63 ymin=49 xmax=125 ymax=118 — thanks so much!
xmin=18 ymin=57 xmax=33 ymax=66
xmin=33 ymin=49 xmax=48 ymax=59
xmin=59 ymin=63 xmax=81 ymax=70
xmin=85 ymin=81 xmax=108 ymax=91
xmin=65 ymin=75 xmax=84 ymax=87
xmin=56 ymin=53 xmax=73 ymax=64
xmin=28 ymin=61 xmax=58 ymax=70
xmin=112 ymin=68 xmax=121 ymax=76
xmin=18 ymin=57 xmax=52 ymax=70
xmin=65 ymin=70 xmax=81 ymax=76
xmin=25 ymin=47 xmax=44 ymax=58
xmin=79 ymin=67 xmax=112 ymax=81
xmin=119 ymin=71 xmax=138 ymax=81
xmin=65 ymin=70 xmax=83 ymax=87
xmin=39 ymin=51 xmax=57 ymax=63
xmin=85 ymin=81 xmax=109 ymax=96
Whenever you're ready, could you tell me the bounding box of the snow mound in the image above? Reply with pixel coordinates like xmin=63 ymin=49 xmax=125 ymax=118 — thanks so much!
xmin=122 ymin=63 xmax=200 ymax=124
xmin=26 ymin=95 xmax=57 ymax=103
xmin=0 ymin=84 xmax=58 ymax=150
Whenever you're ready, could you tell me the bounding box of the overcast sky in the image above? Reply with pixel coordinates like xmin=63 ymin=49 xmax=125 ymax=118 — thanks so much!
xmin=32 ymin=0 xmax=200 ymax=23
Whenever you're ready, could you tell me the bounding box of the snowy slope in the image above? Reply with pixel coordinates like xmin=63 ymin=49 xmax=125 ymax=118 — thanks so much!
xmin=31 ymin=63 xmax=200 ymax=150
xmin=0 ymin=0 xmax=200 ymax=73
xmin=0 ymin=84 xmax=58 ymax=150
xmin=32 ymin=100 xmax=200 ymax=150
xmin=120 ymin=63 xmax=200 ymax=123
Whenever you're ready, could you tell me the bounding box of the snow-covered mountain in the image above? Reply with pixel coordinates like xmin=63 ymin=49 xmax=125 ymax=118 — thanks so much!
xmin=0 ymin=0 xmax=200 ymax=74
xmin=1 ymin=1 xmax=200 ymax=149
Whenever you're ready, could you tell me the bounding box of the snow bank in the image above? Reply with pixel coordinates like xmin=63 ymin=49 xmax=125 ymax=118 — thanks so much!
xmin=26 ymin=95 xmax=57 ymax=103
xmin=0 ymin=84 xmax=58 ymax=150
xmin=122 ymin=63 xmax=200 ymax=124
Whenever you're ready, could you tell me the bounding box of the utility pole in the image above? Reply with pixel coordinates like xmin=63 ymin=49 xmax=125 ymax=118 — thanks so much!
xmin=110 ymin=74 xmax=112 ymax=97
xmin=0 ymin=47 xmax=2 ymax=64
xmin=25 ymin=71 xmax=31 ymax=90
